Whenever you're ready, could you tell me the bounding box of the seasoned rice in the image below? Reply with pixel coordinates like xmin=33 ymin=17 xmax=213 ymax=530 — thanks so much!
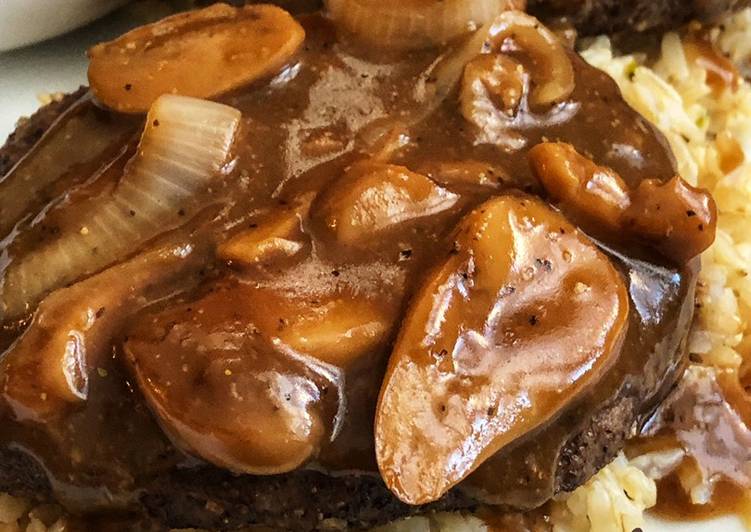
xmin=3 ymin=7 xmax=751 ymax=532
xmin=553 ymin=7 xmax=751 ymax=531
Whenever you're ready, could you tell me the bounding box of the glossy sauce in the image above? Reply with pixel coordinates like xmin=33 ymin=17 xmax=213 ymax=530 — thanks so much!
xmin=0 ymin=10 xmax=705 ymax=521
xmin=683 ymin=29 xmax=741 ymax=94
xmin=629 ymin=365 xmax=751 ymax=525
xmin=654 ymin=476 xmax=751 ymax=527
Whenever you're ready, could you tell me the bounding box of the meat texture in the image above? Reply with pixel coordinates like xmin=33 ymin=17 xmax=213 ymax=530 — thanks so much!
xmin=528 ymin=0 xmax=751 ymax=35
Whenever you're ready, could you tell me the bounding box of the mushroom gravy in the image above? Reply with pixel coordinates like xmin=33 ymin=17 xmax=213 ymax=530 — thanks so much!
xmin=0 ymin=5 xmax=716 ymax=525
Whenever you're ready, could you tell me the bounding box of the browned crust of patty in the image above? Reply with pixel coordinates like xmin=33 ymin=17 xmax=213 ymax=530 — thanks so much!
xmin=528 ymin=0 xmax=751 ymax=35
xmin=0 ymin=88 xmax=87 ymax=177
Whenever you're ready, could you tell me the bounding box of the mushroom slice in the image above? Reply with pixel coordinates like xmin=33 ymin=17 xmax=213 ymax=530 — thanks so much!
xmin=1 ymin=240 xmax=208 ymax=424
xmin=529 ymin=142 xmax=717 ymax=263
xmin=460 ymin=53 xmax=527 ymax=149
xmin=88 ymin=4 xmax=305 ymax=113
xmin=248 ymin=287 xmax=397 ymax=367
xmin=624 ymin=176 xmax=717 ymax=264
xmin=278 ymin=299 xmax=391 ymax=366
xmin=375 ymin=195 xmax=629 ymax=505
xmin=483 ymin=11 xmax=575 ymax=107
xmin=124 ymin=286 xmax=344 ymax=475
xmin=458 ymin=12 xmax=575 ymax=149
xmin=528 ymin=141 xmax=631 ymax=231
xmin=315 ymin=161 xmax=459 ymax=246
xmin=418 ymin=160 xmax=511 ymax=192
xmin=218 ymin=196 xmax=313 ymax=269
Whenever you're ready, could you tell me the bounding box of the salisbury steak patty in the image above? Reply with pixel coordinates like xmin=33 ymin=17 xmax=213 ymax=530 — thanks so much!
xmin=0 ymin=89 xmax=87 ymax=178
xmin=0 ymin=73 xmax=695 ymax=532
xmin=0 ymin=5 xmax=712 ymax=530
xmin=528 ymin=0 xmax=751 ymax=35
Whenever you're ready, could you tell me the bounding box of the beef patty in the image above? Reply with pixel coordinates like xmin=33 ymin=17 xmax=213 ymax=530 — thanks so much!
xmin=528 ymin=0 xmax=751 ymax=35
xmin=0 ymin=7 xmax=708 ymax=531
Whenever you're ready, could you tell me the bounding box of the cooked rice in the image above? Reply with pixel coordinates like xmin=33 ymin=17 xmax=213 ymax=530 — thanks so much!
xmin=550 ymin=454 xmax=656 ymax=532
xmin=555 ymin=7 xmax=751 ymax=531
xmin=3 ymin=7 xmax=751 ymax=532
xmin=581 ymin=13 xmax=751 ymax=375
xmin=0 ymin=494 xmax=65 ymax=532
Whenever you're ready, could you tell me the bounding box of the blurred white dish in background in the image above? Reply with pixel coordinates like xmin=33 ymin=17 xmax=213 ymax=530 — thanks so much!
xmin=0 ymin=0 xmax=128 ymax=52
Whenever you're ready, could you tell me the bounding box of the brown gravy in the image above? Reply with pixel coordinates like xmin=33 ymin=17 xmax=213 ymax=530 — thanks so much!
xmin=0 ymin=8 xmax=711 ymax=525
xmin=655 ymin=476 xmax=751 ymax=527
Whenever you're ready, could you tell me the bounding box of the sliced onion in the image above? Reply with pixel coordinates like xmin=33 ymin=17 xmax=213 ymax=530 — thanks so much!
xmin=1 ymin=95 xmax=240 ymax=320
xmin=325 ymin=0 xmax=515 ymax=50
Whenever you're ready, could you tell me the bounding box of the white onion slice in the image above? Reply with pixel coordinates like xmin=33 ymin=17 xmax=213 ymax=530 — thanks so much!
xmin=325 ymin=0 xmax=515 ymax=50
xmin=1 ymin=95 xmax=240 ymax=319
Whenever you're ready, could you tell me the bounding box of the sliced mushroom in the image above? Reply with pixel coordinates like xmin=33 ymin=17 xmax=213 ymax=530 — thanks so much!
xmin=483 ymin=11 xmax=574 ymax=107
xmin=459 ymin=11 xmax=575 ymax=148
xmin=218 ymin=195 xmax=313 ymax=269
xmin=248 ymin=288 xmax=397 ymax=367
xmin=462 ymin=54 xmax=525 ymax=117
xmin=528 ymin=141 xmax=631 ymax=231
xmin=1 ymin=240 xmax=209 ymax=424
xmin=624 ymin=176 xmax=717 ymax=264
xmin=359 ymin=121 xmax=412 ymax=162
xmin=375 ymin=195 xmax=629 ymax=505
xmin=460 ymin=54 xmax=527 ymax=149
xmin=124 ymin=286 xmax=344 ymax=475
xmin=88 ymin=4 xmax=305 ymax=113
xmin=315 ymin=161 xmax=459 ymax=246
xmin=529 ymin=141 xmax=717 ymax=263
xmin=418 ymin=160 xmax=511 ymax=191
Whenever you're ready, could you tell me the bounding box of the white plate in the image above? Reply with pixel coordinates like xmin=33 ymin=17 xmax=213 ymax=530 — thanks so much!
xmin=0 ymin=6 xmax=748 ymax=532
xmin=0 ymin=0 xmax=128 ymax=52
